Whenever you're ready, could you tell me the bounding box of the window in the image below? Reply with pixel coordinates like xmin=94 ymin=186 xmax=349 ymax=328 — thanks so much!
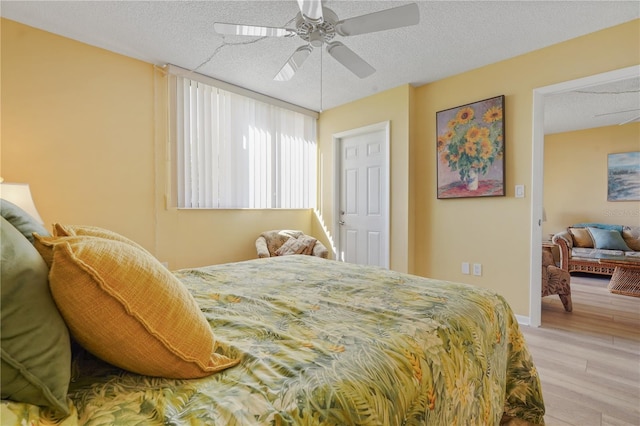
xmin=171 ymin=70 xmax=317 ymax=209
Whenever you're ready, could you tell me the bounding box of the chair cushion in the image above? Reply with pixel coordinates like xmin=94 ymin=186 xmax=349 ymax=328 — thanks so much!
xmin=275 ymin=235 xmax=317 ymax=256
xmin=261 ymin=230 xmax=303 ymax=256
xmin=275 ymin=237 xmax=303 ymax=256
xmin=45 ymin=236 xmax=239 ymax=379
xmin=299 ymin=235 xmax=318 ymax=255
xmin=0 ymin=217 xmax=71 ymax=415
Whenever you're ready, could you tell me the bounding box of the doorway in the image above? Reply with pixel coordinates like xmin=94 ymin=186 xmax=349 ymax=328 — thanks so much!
xmin=333 ymin=121 xmax=390 ymax=268
xmin=529 ymin=65 xmax=640 ymax=326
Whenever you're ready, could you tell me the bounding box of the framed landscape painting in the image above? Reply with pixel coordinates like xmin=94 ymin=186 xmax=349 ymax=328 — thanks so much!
xmin=436 ymin=95 xmax=505 ymax=199
xmin=608 ymin=151 xmax=640 ymax=201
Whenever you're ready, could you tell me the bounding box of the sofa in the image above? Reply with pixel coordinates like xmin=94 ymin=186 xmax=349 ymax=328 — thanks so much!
xmin=552 ymin=223 xmax=640 ymax=276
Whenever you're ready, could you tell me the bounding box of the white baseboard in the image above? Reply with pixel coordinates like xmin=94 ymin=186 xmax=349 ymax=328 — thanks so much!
xmin=516 ymin=314 xmax=531 ymax=326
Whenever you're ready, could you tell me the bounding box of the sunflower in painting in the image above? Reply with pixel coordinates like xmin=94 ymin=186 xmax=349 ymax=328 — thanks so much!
xmin=438 ymin=99 xmax=504 ymax=187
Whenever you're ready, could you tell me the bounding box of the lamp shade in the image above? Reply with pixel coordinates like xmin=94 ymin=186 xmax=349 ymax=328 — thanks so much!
xmin=0 ymin=183 xmax=44 ymax=224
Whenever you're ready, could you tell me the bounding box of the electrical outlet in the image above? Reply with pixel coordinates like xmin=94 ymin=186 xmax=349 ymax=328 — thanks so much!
xmin=473 ymin=263 xmax=482 ymax=276
xmin=462 ymin=262 xmax=470 ymax=274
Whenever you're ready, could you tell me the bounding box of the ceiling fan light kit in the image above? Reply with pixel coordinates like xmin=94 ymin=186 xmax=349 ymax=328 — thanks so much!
xmin=214 ymin=1 xmax=420 ymax=81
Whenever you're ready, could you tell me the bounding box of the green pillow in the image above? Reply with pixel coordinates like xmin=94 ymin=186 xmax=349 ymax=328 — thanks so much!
xmin=587 ymin=227 xmax=631 ymax=251
xmin=0 ymin=217 xmax=71 ymax=415
xmin=0 ymin=199 xmax=50 ymax=243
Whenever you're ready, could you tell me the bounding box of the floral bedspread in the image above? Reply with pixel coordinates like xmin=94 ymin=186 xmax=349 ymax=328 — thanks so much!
xmin=1 ymin=255 xmax=544 ymax=425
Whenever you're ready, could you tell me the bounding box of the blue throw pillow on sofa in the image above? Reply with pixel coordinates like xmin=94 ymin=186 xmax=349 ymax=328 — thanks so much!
xmin=587 ymin=227 xmax=631 ymax=251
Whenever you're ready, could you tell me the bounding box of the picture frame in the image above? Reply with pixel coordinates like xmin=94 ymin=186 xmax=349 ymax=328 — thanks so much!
xmin=607 ymin=151 xmax=640 ymax=201
xmin=436 ymin=95 xmax=505 ymax=199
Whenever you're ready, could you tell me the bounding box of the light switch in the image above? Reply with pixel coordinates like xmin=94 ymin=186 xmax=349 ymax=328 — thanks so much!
xmin=473 ymin=263 xmax=482 ymax=276
xmin=462 ymin=262 xmax=470 ymax=274
xmin=515 ymin=185 xmax=525 ymax=198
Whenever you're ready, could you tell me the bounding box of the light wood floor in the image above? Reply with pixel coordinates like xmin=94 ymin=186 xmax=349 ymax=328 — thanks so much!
xmin=521 ymin=274 xmax=640 ymax=426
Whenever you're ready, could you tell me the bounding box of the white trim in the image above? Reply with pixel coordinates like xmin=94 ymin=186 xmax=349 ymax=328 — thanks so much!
xmin=165 ymin=64 xmax=319 ymax=119
xmin=516 ymin=314 xmax=530 ymax=327
xmin=529 ymin=65 xmax=640 ymax=327
xmin=332 ymin=121 xmax=391 ymax=268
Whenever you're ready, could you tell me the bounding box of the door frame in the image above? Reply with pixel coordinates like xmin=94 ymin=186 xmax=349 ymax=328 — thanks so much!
xmin=529 ymin=65 xmax=640 ymax=327
xmin=332 ymin=121 xmax=390 ymax=267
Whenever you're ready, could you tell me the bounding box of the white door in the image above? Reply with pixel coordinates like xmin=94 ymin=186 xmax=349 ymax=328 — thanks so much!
xmin=334 ymin=122 xmax=389 ymax=268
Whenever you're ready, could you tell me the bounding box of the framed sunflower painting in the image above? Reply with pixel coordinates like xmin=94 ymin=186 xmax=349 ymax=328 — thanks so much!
xmin=436 ymin=95 xmax=505 ymax=199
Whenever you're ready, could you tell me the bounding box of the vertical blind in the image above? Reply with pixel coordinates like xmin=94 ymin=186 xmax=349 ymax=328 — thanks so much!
xmin=174 ymin=76 xmax=317 ymax=209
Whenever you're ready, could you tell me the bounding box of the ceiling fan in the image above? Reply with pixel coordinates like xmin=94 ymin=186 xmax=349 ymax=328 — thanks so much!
xmin=594 ymin=108 xmax=640 ymax=125
xmin=213 ymin=0 xmax=420 ymax=81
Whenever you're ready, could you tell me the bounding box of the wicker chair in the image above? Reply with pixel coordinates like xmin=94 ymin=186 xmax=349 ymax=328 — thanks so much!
xmin=541 ymin=249 xmax=572 ymax=312
xmin=256 ymin=230 xmax=328 ymax=259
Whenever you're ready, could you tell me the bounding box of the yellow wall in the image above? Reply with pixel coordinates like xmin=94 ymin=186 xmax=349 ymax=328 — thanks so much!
xmin=317 ymin=85 xmax=412 ymax=272
xmin=1 ymin=18 xmax=156 ymax=247
xmin=543 ymin=124 xmax=640 ymax=237
xmin=2 ymin=17 xmax=639 ymax=315
xmin=1 ymin=19 xmax=315 ymax=269
xmin=410 ymin=20 xmax=639 ymax=314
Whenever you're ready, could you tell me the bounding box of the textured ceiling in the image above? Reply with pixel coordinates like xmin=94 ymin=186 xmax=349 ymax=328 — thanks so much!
xmin=2 ymin=1 xmax=639 ymax=133
xmin=544 ymin=76 xmax=640 ymax=134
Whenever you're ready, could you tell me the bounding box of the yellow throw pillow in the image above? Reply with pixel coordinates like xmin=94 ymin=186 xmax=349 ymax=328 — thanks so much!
xmin=53 ymin=223 xmax=149 ymax=254
xmin=47 ymin=237 xmax=239 ymax=379
xmin=568 ymin=227 xmax=593 ymax=248
xmin=33 ymin=234 xmax=94 ymax=268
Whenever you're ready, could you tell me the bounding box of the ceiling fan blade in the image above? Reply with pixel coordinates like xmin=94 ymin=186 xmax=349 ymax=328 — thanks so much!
xmin=297 ymin=0 xmax=323 ymax=23
xmin=327 ymin=42 xmax=375 ymax=79
xmin=594 ymin=108 xmax=640 ymax=117
xmin=274 ymin=45 xmax=313 ymax=81
xmin=213 ymin=22 xmax=295 ymax=37
xmin=335 ymin=3 xmax=420 ymax=37
xmin=619 ymin=114 xmax=640 ymax=125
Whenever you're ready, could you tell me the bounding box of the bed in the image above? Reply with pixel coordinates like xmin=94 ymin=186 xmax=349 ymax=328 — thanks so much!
xmin=1 ymin=202 xmax=545 ymax=425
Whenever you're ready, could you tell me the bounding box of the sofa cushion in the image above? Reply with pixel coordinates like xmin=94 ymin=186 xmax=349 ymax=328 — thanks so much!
xmin=572 ymin=247 xmax=624 ymax=259
xmin=622 ymin=226 xmax=640 ymax=251
xmin=587 ymin=227 xmax=631 ymax=251
xmin=0 ymin=217 xmax=71 ymax=415
xmin=46 ymin=236 xmax=239 ymax=379
xmin=299 ymin=235 xmax=318 ymax=255
xmin=568 ymin=227 xmax=593 ymax=248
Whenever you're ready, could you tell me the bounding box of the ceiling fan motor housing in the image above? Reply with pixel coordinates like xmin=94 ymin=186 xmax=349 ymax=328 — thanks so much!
xmin=296 ymin=7 xmax=338 ymax=47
